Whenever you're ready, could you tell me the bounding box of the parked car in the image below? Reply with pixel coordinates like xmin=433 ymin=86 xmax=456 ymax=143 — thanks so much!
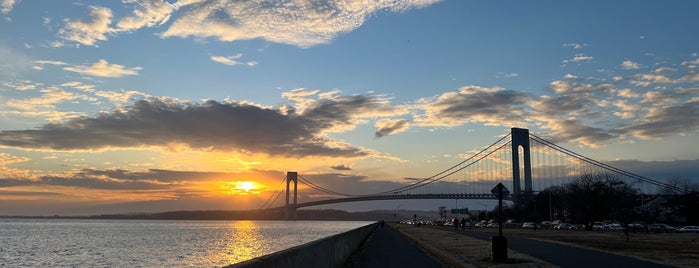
xmin=649 ymin=224 xmax=676 ymax=233
xmin=522 ymin=222 xmax=540 ymax=229
xmin=679 ymin=226 xmax=699 ymax=233
xmin=609 ymin=223 xmax=624 ymax=231
xmin=592 ymin=222 xmax=610 ymax=231
xmin=627 ymin=222 xmax=645 ymax=232
xmin=554 ymin=223 xmax=577 ymax=230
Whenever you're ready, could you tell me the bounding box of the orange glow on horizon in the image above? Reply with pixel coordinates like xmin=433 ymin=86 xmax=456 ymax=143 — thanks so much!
xmin=220 ymin=181 xmax=263 ymax=195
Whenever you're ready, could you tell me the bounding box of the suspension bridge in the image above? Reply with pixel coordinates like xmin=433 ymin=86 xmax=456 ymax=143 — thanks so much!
xmin=259 ymin=128 xmax=677 ymax=218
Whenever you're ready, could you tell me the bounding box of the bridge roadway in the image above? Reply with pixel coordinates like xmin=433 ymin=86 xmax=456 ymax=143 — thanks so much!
xmin=287 ymin=193 xmax=511 ymax=209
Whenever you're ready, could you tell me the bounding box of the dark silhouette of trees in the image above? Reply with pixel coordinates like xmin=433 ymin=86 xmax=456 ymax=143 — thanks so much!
xmin=563 ymin=173 xmax=637 ymax=230
xmin=660 ymin=178 xmax=699 ymax=224
xmin=507 ymin=173 xmax=697 ymax=228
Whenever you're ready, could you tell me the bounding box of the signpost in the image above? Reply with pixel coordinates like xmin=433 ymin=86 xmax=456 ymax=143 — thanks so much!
xmin=490 ymin=183 xmax=510 ymax=262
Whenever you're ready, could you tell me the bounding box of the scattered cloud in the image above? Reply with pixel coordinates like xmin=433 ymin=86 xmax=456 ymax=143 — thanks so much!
xmin=330 ymin=164 xmax=352 ymax=171
xmin=63 ymin=59 xmax=141 ymax=78
xmin=32 ymin=60 xmax=68 ymax=70
xmin=3 ymin=86 xmax=92 ymax=121
xmin=375 ymin=119 xmax=409 ymax=138
xmin=0 ymin=95 xmax=397 ymax=158
xmin=56 ymin=0 xmax=441 ymax=48
xmin=115 ymin=0 xmax=176 ymax=32
xmin=630 ymin=68 xmax=676 ymax=87
xmin=623 ymin=99 xmax=699 ymax=139
xmin=562 ymin=43 xmax=587 ymax=49
xmin=158 ymin=0 xmax=442 ymax=48
xmin=211 ymin=54 xmax=243 ymax=66
xmin=496 ymin=72 xmax=518 ymax=78
xmin=414 ymin=86 xmax=529 ymax=128
xmin=58 ymin=6 xmax=113 ymax=47
xmin=621 ymin=60 xmax=641 ymax=70
xmin=210 ymin=54 xmax=257 ymax=67
xmin=562 ymin=54 xmax=594 ymax=64
xmin=1 ymin=0 xmax=16 ymax=14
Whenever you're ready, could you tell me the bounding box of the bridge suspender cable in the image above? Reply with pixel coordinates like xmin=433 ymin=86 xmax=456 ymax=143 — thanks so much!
xmin=259 ymin=174 xmax=289 ymax=210
xmin=529 ymin=134 xmax=680 ymax=192
xmin=290 ymin=133 xmax=513 ymax=198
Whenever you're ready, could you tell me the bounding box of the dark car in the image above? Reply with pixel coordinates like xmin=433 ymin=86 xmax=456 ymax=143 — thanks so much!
xmin=554 ymin=223 xmax=577 ymax=230
xmin=649 ymin=224 xmax=676 ymax=233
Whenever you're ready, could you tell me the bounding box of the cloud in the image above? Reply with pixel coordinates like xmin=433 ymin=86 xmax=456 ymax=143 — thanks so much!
xmin=330 ymin=164 xmax=352 ymax=171
xmin=534 ymin=116 xmax=616 ymax=147
xmin=622 ymin=99 xmax=699 ymax=139
xmin=375 ymin=119 xmax=409 ymax=138
xmin=562 ymin=54 xmax=594 ymax=64
xmin=55 ymin=0 xmax=439 ymax=48
xmin=94 ymin=90 xmax=151 ymax=106
xmin=115 ymin=0 xmax=175 ymax=31
xmin=0 ymin=96 xmax=393 ymax=158
xmin=32 ymin=60 xmax=68 ymax=70
xmin=211 ymin=54 xmax=257 ymax=67
xmin=630 ymin=68 xmax=676 ymax=87
xmin=3 ymin=86 xmax=92 ymax=121
xmin=562 ymin=43 xmax=587 ymax=49
xmin=63 ymin=59 xmax=141 ymax=77
xmin=160 ymin=0 xmax=440 ymax=48
xmin=58 ymin=6 xmax=113 ymax=46
xmin=496 ymin=72 xmax=518 ymax=78
xmin=414 ymin=86 xmax=530 ymax=127
xmin=621 ymin=60 xmax=641 ymax=70
xmin=1 ymin=0 xmax=16 ymax=14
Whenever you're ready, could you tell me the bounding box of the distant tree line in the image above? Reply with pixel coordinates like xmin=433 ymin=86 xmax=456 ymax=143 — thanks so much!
xmin=502 ymin=173 xmax=699 ymax=230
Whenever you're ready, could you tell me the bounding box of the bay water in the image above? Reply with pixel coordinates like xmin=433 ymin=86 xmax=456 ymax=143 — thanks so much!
xmin=0 ymin=218 xmax=374 ymax=267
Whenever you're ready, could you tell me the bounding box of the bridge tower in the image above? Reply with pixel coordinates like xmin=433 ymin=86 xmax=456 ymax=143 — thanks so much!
xmin=511 ymin=128 xmax=533 ymax=198
xmin=285 ymin=171 xmax=298 ymax=220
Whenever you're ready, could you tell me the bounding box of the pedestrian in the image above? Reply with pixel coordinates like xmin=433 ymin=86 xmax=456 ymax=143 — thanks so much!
xmin=453 ymin=218 xmax=458 ymax=230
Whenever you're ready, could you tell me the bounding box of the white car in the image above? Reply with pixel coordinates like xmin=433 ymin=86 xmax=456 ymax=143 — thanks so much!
xmin=679 ymin=226 xmax=699 ymax=233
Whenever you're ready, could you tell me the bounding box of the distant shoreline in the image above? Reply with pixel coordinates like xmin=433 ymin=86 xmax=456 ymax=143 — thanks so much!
xmin=0 ymin=208 xmax=430 ymax=221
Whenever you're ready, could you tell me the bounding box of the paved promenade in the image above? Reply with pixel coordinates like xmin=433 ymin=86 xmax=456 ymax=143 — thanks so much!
xmin=345 ymin=224 xmax=445 ymax=268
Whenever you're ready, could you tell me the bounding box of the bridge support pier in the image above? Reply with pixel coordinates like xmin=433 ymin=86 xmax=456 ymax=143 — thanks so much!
xmin=511 ymin=128 xmax=533 ymax=199
xmin=285 ymin=171 xmax=298 ymax=220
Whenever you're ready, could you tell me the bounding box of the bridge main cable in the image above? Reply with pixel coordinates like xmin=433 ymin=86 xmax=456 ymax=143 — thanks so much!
xmin=293 ymin=133 xmax=512 ymax=198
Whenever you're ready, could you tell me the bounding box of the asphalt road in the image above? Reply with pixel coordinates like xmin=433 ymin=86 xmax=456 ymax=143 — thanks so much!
xmin=456 ymin=229 xmax=673 ymax=268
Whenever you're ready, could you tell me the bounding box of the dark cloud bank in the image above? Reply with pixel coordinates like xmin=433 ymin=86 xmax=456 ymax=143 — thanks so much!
xmin=0 ymin=99 xmax=381 ymax=157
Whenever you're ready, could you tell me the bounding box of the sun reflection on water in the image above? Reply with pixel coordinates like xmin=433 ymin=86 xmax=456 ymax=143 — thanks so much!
xmin=216 ymin=220 xmax=269 ymax=265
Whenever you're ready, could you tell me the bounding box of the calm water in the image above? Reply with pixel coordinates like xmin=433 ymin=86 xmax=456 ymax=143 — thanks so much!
xmin=0 ymin=218 xmax=373 ymax=267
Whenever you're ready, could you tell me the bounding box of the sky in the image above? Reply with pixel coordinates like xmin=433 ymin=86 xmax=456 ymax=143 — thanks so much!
xmin=1 ymin=0 xmax=698 ymax=216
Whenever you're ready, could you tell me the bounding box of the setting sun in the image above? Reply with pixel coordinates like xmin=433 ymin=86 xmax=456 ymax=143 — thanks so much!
xmin=220 ymin=181 xmax=262 ymax=195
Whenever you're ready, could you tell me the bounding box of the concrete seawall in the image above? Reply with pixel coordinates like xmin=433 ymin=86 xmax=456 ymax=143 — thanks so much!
xmin=225 ymin=222 xmax=378 ymax=268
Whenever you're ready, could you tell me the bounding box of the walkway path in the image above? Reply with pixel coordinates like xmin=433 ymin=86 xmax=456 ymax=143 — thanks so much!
xmin=345 ymin=224 xmax=445 ymax=268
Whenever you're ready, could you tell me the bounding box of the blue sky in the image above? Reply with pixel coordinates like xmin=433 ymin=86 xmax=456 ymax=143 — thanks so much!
xmin=1 ymin=0 xmax=698 ymax=215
